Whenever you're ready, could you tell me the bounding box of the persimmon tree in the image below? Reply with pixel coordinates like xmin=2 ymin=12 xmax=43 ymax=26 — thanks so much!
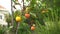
xmin=6 ymin=0 xmax=60 ymax=34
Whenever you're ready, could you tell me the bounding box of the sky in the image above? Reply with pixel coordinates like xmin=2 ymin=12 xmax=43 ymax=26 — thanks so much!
xmin=0 ymin=0 xmax=29 ymax=14
xmin=0 ymin=0 xmax=22 ymax=14
xmin=0 ymin=0 xmax=11 ymax=14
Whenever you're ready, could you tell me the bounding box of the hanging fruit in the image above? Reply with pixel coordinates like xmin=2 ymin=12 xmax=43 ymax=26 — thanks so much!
xmin=15 ymin=16 xmax=21 ymax=22
xmin=25 ymin=13 xmax=30 ymax=19
xmin=31 ymin=26 xmax=35 ymax=31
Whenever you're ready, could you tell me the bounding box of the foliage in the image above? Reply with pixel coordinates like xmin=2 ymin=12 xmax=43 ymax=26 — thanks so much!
xmin=4 ymin=0 xmax=60 ymax=34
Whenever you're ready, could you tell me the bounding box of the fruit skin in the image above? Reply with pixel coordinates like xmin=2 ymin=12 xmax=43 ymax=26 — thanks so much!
xmin=31 ymin=26 xmax=35 ymax=31
xmin=16 ymin=16 xmax=21 ymax=22
xmin=25 ymin=13 xmax=30 ymax=18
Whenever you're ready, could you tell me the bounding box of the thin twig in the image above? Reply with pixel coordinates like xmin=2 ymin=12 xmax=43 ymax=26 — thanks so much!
xmin=16 ymin=22 xmax=20 ymax=34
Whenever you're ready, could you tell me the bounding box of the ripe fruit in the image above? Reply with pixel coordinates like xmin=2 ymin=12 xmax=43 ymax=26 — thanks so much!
xmin=16 ymin=16 xmax=21 ymax=22
xmin=25 ymin=13 xmax=30 ymax=18
xmin=31 ymin=26 xmax=35 ymax=31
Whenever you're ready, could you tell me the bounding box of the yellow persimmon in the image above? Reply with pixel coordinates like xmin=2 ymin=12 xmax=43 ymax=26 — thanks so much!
xmin=15 ymin=16 xmax=21 ymax=22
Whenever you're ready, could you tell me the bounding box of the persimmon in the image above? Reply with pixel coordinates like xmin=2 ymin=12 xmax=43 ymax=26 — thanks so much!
xmin=15 ymin=16 xmax=21 ymax=22
xmin=25 ymin=13 xmax=30 ymax=18
xmin=31 ymin=26 xmax=35 ymax=31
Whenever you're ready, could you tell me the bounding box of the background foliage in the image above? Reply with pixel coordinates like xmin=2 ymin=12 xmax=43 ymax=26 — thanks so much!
xmin=1 ymin=0 xmax=60 ymax=34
